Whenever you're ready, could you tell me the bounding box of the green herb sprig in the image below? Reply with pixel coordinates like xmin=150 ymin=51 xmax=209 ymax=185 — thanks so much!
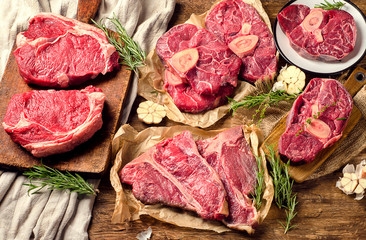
xmin=92 ymin=15 xmax=146 ymax=75
xmin=296 ymin=101 xmax=337 ymax=136
xmin=314 ymin=0 xmax=345 ymax=10
xmin=252 ymin=154 xmax=265 ymax=210
xmin=23 ymin=164 xmax=96 ymax=195
xmin=229 ymin=90 xmax=299 ymax=124
xmin=280 ymin=194 xmax=298 ymax=233
xmin=266 ymin=145 xmax=297 ymax=233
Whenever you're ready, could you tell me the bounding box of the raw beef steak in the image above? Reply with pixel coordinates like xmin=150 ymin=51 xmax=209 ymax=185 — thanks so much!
xmin=2 ymin=86 xmax=105 ymax=157
xmin=14 ymin=13 xmax=119 ymax=88
xmin=205 ymin=0 xmax=277 ymax=83
xmin=163 ymin=70 xmax=235 ymax=113
xmin=197 ymin=126 xmax=258 ymax=231
xmin=279 ymin=78 xmax=353 ymax=164
xmin=277 ymin=5 xmax=357 ymax=61
xmin=156 ymin=23 xmax=241 ymax=113
xmin=120 ymin=131 xmax=229 ymax=220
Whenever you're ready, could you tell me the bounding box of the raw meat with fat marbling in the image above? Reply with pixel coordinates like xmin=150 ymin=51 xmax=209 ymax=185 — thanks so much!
xmin=14 ymin=13 xmax=119 ymax=88
xmin=196 ymin=126 xmax=258 ymax=232
xmin=277 ymin=5 xmax=357 ymax=61
xmin=120 ymin=131 xmax=229 ymax=220
xmin=2 ymin=86 xmax=105 ymax=157
xmin=205 ymin=0 xmax=277 ymax=83
xmin=156 ymin=23 xmax=241 ymax=113
xmin=279 ymin=78 xmax=353 ymax=164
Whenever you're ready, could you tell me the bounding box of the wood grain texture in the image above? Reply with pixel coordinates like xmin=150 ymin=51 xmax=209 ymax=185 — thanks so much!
xmin=263 ymin=67 xmax=366 ymax=182
xmin=0 ymin=5 xmax=132 ymax=175
xmin=0 ymin=45 xmax=131 ymax=174
xmin=88 ymin=0 xmax=366 ymax=239
xmin=77 ymin=0 xmax=102 ymax=23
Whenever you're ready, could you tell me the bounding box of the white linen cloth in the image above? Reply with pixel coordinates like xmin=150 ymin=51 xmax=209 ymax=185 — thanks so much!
xmin=0 ymin=0 xmax=175 ymax=239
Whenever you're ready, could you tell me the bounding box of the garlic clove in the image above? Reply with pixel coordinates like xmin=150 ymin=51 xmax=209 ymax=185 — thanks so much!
xmin=350 ymin=180 xmax=358 ymax=192
xmin=359 ymin=179 xmax=366 ymax=189
xmin=343 ymin=182 xmax=352 ymax=193
xmin=343 ymin=172 xmax=352 ymax=179
xmin=354 ymin=184 xmax=364 ymax=195
xmin=340 ymin=177 xmax=351 ymax=187
xmin=361 ymin=166 xmax=366 ymax=179
xmin=272 ymin=81 xmax=288 ymax=92
xmin=351 ymin=173 xmax=358 ymax=181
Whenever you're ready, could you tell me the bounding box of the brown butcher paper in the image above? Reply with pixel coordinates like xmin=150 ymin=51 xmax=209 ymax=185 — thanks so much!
xmin=137 ymin=0 xmax=278 ymax=128
xmin=110 ymin=124 xmax=274 ymax=233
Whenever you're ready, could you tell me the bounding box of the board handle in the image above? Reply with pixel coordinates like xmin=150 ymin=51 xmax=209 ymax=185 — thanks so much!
xmin=77 ymin=0 xmax=102 ymax=23
xmin=343 ymin=66 xmax=366 ymax=97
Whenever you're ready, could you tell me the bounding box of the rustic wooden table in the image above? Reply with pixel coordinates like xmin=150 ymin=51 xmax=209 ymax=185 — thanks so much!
xmin=88 ymin=0 xmax=366 ymax=239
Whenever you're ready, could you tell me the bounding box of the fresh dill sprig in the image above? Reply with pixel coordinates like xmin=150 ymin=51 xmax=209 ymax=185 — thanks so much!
xmin=266 ymin=145 xmax=297 ymax=233
xmin=228 ymin=90 xmax=299 ymax=124
xmin=23 ymin=164 xmax=96 ymax=195
xmin=92 ymin=15 xmax=146 ymax=75
xmin=314 ymin=0 xmax=345 ymax=10
xmin=252 ymin=154 xmax=265 ymax=210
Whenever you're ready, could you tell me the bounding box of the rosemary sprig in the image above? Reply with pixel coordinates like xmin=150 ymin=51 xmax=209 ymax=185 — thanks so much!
xmin=23 ymin=164 xmax=96 ymax=195
xmin=252 ymin=154 xmax=265 ymax=210
xmin=314 ymin=0 xmax=345 ymax=10
xmin=280 ymin=194 xmax=298 ymax=233
xmin=229 ymin=90 xmax=299 ymax=124
xmin=92 ymin=15 xmax=146 ymax=75
xmin=266 ymin=145 xmax=297 ymax=233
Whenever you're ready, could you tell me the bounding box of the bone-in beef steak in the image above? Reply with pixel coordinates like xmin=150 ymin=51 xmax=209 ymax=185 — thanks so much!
xmin=205 ymin=0 xmax=277 ymax=83
xmin=2 ymin=86 xmax=105 ymax=157
xmin=14 ymin=13 xmax=119 ymax=88
xmin=120 ymin=131 xmax=229 ymax=220
xmin=279 ymin=78 xmax=353 ymax=164
xmin=196 ymin=126 xmax=258 ymax=232
xmin=277 ymin=5 xmax=357 ymax=61
xmin=156 ymin=23 xmax=241 ymax=113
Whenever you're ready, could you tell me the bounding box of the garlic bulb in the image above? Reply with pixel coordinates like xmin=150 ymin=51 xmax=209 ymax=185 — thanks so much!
xmin=274 ymin=65 xmax=306 ymax=95
xmin=137 ymin=101 xmax=166 ymax=124
xmin=336 ymin=160 xmax=366 ymax=200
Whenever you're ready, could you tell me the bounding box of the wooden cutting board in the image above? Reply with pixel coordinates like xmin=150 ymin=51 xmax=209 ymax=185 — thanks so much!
xmin=262 ymin=67 xmax=366 ymax=183
xmin=0 ymin=0 xmax=132 ymax=175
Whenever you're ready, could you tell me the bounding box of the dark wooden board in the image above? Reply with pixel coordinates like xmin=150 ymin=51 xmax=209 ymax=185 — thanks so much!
xmin=0 ymin=0 xmax=132 ymax=175
xmin=263 ymin=67 xmax=366 ymax=182
xmin=87 ymin=0 xmax=366 ymax=239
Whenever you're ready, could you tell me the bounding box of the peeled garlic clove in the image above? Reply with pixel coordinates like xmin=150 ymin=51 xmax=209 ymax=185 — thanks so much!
xmin=354 ymin=184 xmax=364 ymax=195
xmin=343 ymin=172 xmax=352 ymax=179
xmin=340 ymin=177 xmax=351 ymax=187
xmin=343 ymin=180 xmax=357 ymax=194
xmin=351 ymin=173 xmax=358 ymax=181
xmin=359 ymin=179 xmax=366 ymax=189
xmin=350 ymin=180 xmax=358 ymax=192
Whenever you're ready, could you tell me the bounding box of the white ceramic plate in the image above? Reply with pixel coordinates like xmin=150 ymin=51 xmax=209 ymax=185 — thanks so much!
xmin=274 ymin=0 xmax=366 ymax=75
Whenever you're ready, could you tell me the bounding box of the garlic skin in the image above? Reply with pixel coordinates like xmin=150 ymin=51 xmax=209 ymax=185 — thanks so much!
xmin=137 ymin=101 xmax=166 ymax=124
xmin=273 ymin=65 xmax=306 ymax=95
xmin=336 ymin=160 xmax=366 ymax=200
xmin=272 ymin=81 xmax=288 ymax=92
